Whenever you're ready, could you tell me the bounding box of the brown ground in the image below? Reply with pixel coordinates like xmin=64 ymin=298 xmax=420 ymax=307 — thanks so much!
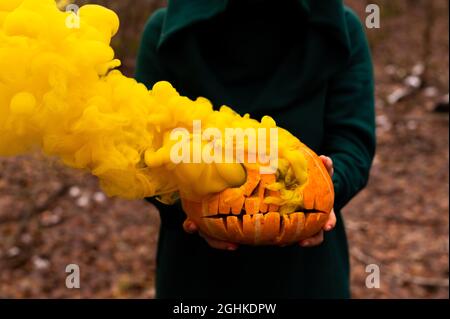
xmin=0 ymin=0 xmax=448 ymax=298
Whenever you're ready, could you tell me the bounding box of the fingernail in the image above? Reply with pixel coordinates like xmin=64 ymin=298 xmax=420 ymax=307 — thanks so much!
xmin=325 ymin=225 xmax=332 ymax=231
xmin=228 ymin=245 xmax=237 ymax=251
xmin=301 ymin=241 xmax=310 ymax=247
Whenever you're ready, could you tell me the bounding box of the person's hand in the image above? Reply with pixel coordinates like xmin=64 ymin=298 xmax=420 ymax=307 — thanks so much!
xmin=299 ymin=155 xmax=336 ymax=248
xmin=183 ymin=219 xmax=239 ymax=251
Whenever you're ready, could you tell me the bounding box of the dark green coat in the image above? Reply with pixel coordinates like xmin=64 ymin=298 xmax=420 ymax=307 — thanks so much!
xmin=135 ymin=0 xmax=375 ymax=299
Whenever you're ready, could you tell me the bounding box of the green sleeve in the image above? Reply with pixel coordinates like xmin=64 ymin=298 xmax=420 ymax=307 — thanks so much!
xmin=323 ymin=9 xmax=376 ymax=211
xmin=135 ymin=8 xmax=167 ymax=88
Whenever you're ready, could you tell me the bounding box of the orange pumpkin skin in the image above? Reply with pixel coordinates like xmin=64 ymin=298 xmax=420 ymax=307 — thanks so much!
xmin=181 ymin=142 xmax=334 ymax=246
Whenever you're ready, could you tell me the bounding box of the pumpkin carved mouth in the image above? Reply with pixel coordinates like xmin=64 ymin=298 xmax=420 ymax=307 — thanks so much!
xmin=181 ymin=144 xmax=334 ymax=246
xmin=201 ymin=210 xmax=329 ymax=246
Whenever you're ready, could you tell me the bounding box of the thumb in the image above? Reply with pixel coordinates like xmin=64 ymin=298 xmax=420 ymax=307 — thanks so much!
xmin=320 ymin=155 xmax=334 ymax=177
xmin=183 ymin=219 xmax=198 ymax=234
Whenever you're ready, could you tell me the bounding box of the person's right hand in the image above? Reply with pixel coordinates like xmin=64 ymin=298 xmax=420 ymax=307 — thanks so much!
xmin=183 ymin=219 xmax=239 ymax=251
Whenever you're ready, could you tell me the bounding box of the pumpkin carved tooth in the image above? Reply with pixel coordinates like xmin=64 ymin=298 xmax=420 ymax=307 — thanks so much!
xmin=242 ymin=215 xmax=255 ymax=243
xmin=218 ymin=195 xmax=231 ymax=215
xmin=276 ymin=215 xmax=287 ymax=243
xmin=230 ymin=196 xmax=245 ymax=215
xmin=244 ymin=197 xmax=260 ymax=215
xmin=207 ymin=194 xmax=220 ymax=215
xmin=278 ymin=213 xmax=306 ymax=244
xmin=222 ymin=188 xmax=242 ymax=204
xmin=242 ymin=215 xmax=256 ymax=243
xmin=254 ymin=214 xmax=263 ymax=245
xmin=292 ymin=213 xmax=306 ymax=239
xmin=276 ymin=215 xmax=291 ymax=244
xmin=226 ymin=216 xmax=245 ymax=242
xmin=260 ymin=212 xmax=280 ymax=244
xmin=205 ymin=218 xmax=228 ymax=241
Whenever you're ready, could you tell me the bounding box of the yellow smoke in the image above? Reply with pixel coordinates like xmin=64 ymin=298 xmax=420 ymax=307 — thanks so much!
xmin=0 ymin=0 xmax=306 ymax=203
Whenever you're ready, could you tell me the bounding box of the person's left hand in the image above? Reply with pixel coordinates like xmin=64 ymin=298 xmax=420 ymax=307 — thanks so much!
xmin=298 ymin=155 xmax=336 ymax=247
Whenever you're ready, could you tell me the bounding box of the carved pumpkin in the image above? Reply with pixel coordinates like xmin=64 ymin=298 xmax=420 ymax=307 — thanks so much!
xmin=181 ymin=138 xmax=334 ymax=246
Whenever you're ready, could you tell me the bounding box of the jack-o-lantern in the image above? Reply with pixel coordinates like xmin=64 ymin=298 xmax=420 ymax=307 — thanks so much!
xmin=181 ymin=139 xmax=334 ymax=246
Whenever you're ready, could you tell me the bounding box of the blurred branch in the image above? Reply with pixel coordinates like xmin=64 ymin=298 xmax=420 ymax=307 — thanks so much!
xmin=0 ymin=184 xmax=70 ymax=225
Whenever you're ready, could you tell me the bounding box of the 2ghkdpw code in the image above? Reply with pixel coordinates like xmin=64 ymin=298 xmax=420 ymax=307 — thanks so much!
xmin=217 ymin=303 xmax=277 ymax=314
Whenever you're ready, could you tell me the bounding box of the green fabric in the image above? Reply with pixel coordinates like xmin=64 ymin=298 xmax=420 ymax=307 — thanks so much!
xmin=135 ymin=0 xmax=375 ymax=298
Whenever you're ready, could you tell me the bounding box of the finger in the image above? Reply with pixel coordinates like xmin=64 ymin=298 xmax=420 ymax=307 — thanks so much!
xmin=200 ymin=232 xmax=238 ymax=251
xmin=328 ymin=159 xmax=334 ymax=177
xmin=202 ymin=236 xmax=238 ymax=251
xmin=183 ymin=219 xmax=198 ymax=234
xmin=203 ymin=237 xmax=238 ymax=251
xmin=324 ymin=210 xmax=337 ymax=231
xmin=299 ymin=230 xmax=324 ymax=247
xmin=320 ymin=155 xmax=334 ymax=176
xmin=319 ymin=155 xmax=331 ymax=168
